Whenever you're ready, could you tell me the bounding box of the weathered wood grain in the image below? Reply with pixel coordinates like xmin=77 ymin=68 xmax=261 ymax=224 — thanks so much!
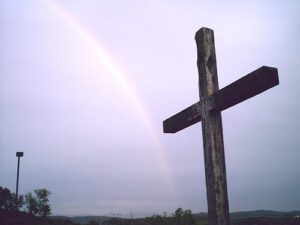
xmin=162 ymin=27 xmax=279 ymax=225
xmin=163 ymin=67 xmax=278 ymax=134
xmin=163 ymin=101 xmax=201 ymax=133
xmin=196 ymin=27 xmax=230 ymax=225
xmin=209 ymin=66 xmax=279 ymax=112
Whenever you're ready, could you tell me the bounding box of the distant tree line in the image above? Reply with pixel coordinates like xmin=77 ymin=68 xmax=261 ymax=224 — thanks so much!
xmin=101 ymin=208 xmax=196 ymax=225
xmin=2 ymin=186 xmax=299 ymax=225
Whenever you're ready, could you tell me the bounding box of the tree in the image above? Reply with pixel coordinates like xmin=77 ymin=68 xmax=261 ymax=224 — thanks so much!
xmin=172 ymin=208 xmax=196 ymax=225
xmin=25 ymin=192 xmax=38 ymax=215
xmin=181 ymin=209 xmax=195 ymax=225
xmin=25 ymin=188 xmax=51 ymax=217
xmin=0 ymin=187 xmax=14 ymax=210
xmin=12 ymin=193 xmax=24 ymax=210
xmin=35 ymin=189 xmax=51 ymax=217
xmin=174 ymin=208 xmax=184 ymax=218
xmin=0 ymin=186 xmax=24 ymax=211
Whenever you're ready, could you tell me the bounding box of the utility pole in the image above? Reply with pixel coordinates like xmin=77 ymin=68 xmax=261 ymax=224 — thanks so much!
xmin=15 ymin=151 xmax=24 ymax=209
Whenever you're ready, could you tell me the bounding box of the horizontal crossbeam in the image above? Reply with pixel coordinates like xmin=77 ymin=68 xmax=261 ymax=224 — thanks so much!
xmin=209 ymin=66 xmax=279 ymax=112
xmin=163 ymin=101 xmax=201 ymax=133
xmin=163 ymin=66 xmax=279 ymax=133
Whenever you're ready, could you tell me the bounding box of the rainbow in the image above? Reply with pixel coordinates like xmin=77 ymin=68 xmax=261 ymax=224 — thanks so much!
xmin=43 ymin=0 xmax=177 ymax=199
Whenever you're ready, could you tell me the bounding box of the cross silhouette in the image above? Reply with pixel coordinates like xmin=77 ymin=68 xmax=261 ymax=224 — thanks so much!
xmin=163 ymin=27 xmax=279 ymax=225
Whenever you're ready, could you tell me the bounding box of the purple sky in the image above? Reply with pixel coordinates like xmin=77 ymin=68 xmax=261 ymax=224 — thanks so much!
xmin=1 ymin=0 xmax=300 ymax=217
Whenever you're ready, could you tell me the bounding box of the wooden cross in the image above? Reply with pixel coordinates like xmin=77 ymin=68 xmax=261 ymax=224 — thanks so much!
xmin=163 ymin=27 xmax=279 ymax=225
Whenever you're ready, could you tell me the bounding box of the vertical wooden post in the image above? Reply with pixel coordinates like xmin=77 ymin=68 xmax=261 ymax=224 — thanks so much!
xmin=195 ymin=28 xmax=230 ymax=225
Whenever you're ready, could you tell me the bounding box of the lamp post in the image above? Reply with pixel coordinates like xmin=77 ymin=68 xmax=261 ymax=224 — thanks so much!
xmin=15 ymin=151 xmax=24 ymax=208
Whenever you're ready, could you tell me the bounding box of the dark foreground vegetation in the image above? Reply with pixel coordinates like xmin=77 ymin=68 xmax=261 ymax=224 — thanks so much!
xmin=1 ymin=186 xmax=300 ymax=225
xmin=1 ymin=208 xmax=300 ymax=225
xmin=0 ymin=210 xmax=80 ymax=225
xmin=0 ymin=186 xmax=63 ymax=225
xmin=100 ymin=210 xmax=300 ymax=225
xmin=232 ymin=217 xmax=300 ymax=225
